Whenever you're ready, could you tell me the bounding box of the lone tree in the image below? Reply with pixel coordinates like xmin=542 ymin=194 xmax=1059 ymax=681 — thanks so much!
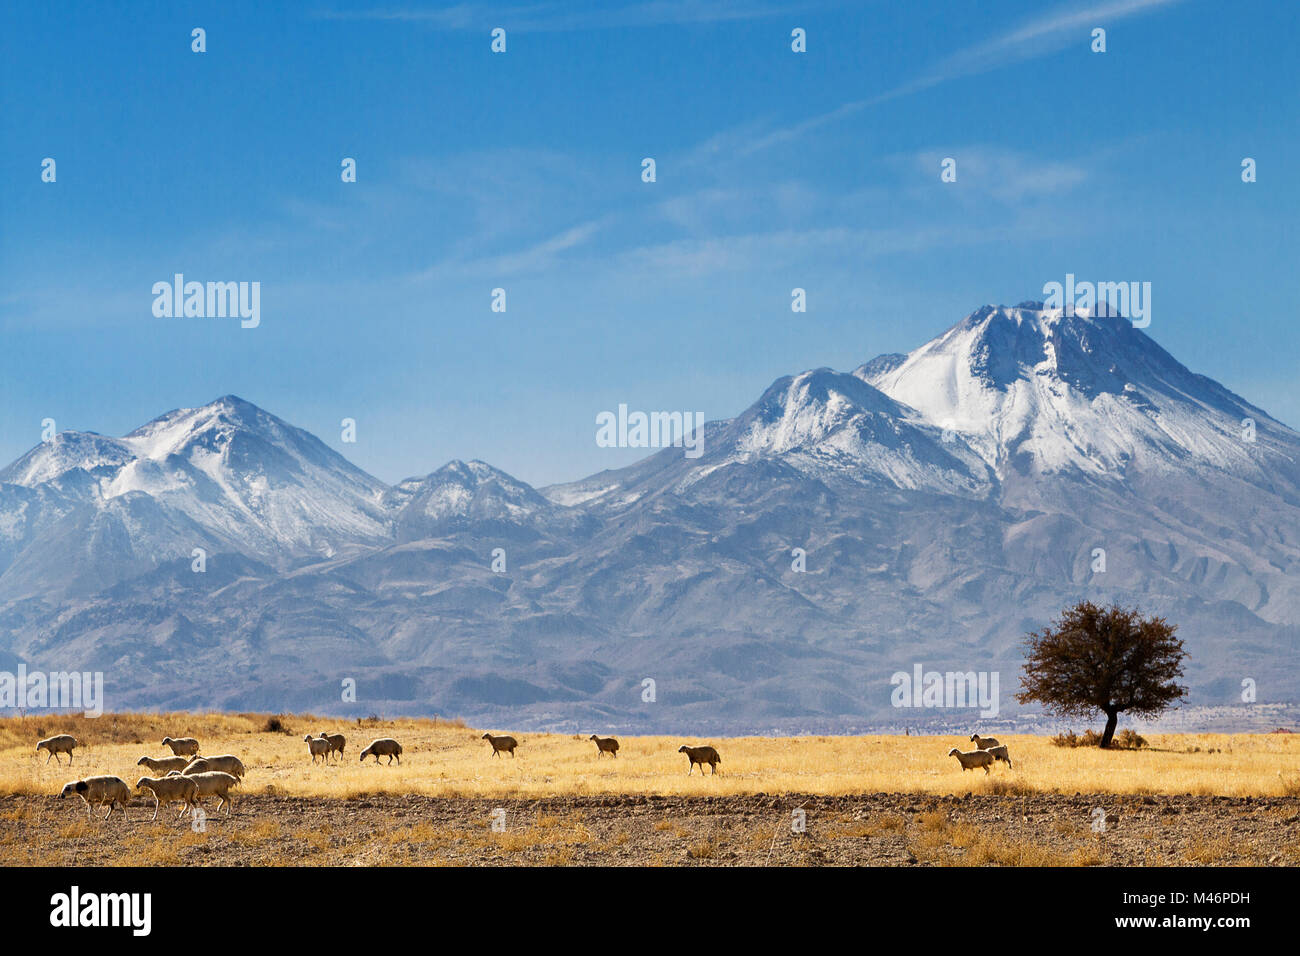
xmin=1017 ymin=601 xmax=1187 ymax=747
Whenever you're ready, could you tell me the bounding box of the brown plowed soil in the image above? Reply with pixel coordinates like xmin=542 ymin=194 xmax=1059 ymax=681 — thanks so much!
xmin=4 ymin=792 xmax=1298 ymax=866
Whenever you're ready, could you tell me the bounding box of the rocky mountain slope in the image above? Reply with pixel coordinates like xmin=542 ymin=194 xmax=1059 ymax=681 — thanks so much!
xmin=2 ymin=304 xmax=1296 ymax=732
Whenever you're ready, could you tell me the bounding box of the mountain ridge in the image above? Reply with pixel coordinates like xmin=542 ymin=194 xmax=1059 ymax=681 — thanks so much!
xmin=2 ymin=303 xmax=1297 ymax=731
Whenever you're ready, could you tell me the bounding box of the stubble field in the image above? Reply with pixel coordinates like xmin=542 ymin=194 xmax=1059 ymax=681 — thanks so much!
xmin=2 ymin=713 xmax=1297 ymax=866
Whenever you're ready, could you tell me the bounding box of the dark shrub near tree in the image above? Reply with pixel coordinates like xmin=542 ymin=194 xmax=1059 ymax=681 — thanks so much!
xmin=1017 ymin=601 xmax=1187 ymax=748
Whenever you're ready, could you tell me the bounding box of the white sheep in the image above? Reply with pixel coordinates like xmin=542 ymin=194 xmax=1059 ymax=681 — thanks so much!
xmin=359 ymin=738 xmax=403 ymax=764
xmin=183 ymin=754 xmax=246 ymax=779
xmin=317 ymin=732 xmax=346 ymax=761
xmin=969 ymin=734 xmax=1000 ymax=750
xmin=162 ymin=736 xmax=200 ymax=756
xmin=986 ymin=744 xmax=1013 ymax=769
xmin=135 ymin=775 xmax=200 ymax=822
xmin=36 ymin=734 xmax=78 ymax=765
xmin=137 ymin=755 xmax=192 ymax=776
xmin=948 ymin=748 xmax=995 ymax=774
xmin=304 ymin=734 xmax=331 ymax=764
xmin=185 ymin=771 xmax=240 ymax=815
xmin=59 ymin=776 xmax=131 ymax=819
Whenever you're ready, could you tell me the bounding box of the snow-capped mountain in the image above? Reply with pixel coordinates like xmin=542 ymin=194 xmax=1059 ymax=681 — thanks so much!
xmin=386 ymin=459 xmax=569 ymax=540
xmin=857 ymin=303 xmax=1295 ymax=485
xmin=0 ymin=395 xmax=389 ymax=596
xmin=2 ymin=305 xmax=1298 ymax=731
xmin=544 ymin=368 xmax=994 ymax=510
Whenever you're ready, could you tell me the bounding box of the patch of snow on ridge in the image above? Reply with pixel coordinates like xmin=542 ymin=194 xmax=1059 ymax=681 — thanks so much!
xmin=863 ymin=303 xmax=1286 ymax=480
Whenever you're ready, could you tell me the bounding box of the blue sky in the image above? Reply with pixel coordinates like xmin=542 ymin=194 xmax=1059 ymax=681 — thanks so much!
xmin=2 ymin=0 xmax=1296 ymax=487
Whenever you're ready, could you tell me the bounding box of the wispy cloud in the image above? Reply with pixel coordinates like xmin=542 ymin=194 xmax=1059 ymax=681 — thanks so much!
xmin=412 ymin=218 xmax=607 ymax=280
xmin=909 ymin=147 xmax=1090 ymax=202
xmin=315 ymin=0 xmax=812 ymax=32
xmin=600 ymin=213 xmax=1083 ymax=279
xmin=717 ymin=0 xmax=1185 ymax=158
xmin=912 ymin=0 xmax=1182 ymax=88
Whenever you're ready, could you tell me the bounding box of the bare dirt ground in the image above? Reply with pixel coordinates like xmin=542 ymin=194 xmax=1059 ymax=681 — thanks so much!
xmin=6 ymin=791 xmax=1298 ymax=866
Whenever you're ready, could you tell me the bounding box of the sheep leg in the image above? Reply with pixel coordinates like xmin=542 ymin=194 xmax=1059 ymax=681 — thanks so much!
xmin=150 ymin=794 xmax=160 ymax=822
xmin=68 ymin=751 xmax=73 ymax=765
xmin=45 ymin=751 xmax=53 ymax=765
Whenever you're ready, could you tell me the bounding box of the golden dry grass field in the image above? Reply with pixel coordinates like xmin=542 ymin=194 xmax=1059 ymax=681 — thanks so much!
xmin=3 ymin=712 xmax=1299 ymax=799
xmin=4 ymin=714 xmax=1300 ymax=866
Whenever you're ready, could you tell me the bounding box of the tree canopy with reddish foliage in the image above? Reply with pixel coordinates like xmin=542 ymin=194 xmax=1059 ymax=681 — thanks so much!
xmin=1016 ymin=601 xmax=1187 ymax=747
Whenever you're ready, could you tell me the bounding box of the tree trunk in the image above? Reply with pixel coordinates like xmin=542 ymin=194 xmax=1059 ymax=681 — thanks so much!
xmin=1100 ymin=708 xmax=1119 ymax=748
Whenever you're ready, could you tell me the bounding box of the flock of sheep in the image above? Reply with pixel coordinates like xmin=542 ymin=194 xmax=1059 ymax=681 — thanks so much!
xmin=948 ymin=734 xmax=1014 ymax=773
xmin=34 ymin=728 xmax=1007 ymax=820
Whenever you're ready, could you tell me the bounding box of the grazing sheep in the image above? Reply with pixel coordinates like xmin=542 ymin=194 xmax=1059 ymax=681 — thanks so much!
xmin=185 ymin=771 xmax=240 ymax=815
xmin=135 ymin=775 xmax=200 ymax=822
xmin=481 ymin=733 xmax=518 ymax=758
xmin=316 ymin=732 xmax=346 ymax=761
xmin=678 ymin=745 xmax=721 ymax=775
xmin=161 ymin=736 xmax=200 ymax=757
xmin=589 ymin=735 xmax=619 ymax=758
xmin=36 ymin=735 xmax=78 ymax=765
xmin=986 ymin=744 xmax=1013 ymax=769
xmin=969 ymin=733 xmax=1000 ymax=751
xmin=304 ymin=735 xmax=331 ymax=764
xmin=359 ymin=738 xmax=403 ymax=765
xmin=948 ymin=748 xmax=994 ymax=773
xmin=59 ymin=776 xmax=131 ymax=820
xmin=183 ymin=754 xmax=246 ymax=779
xmin=136 ymin=755 xmax=192 ymax=776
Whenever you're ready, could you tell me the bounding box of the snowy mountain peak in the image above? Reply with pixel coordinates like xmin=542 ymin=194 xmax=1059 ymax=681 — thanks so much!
xmin=719 ymin=367 xmax=993 ymax=494
xmin=122 ymin=394 xmax=308 ymax=463
xmin=389 ymin=459 xmax=556 ymax=538
xmin=0 ymin=396 xmax=391 ymax=577
xmin=0 ymin=431 xmax=135 ymax=487
xmin=860 ymin=302 xmax=1290 ymax=480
